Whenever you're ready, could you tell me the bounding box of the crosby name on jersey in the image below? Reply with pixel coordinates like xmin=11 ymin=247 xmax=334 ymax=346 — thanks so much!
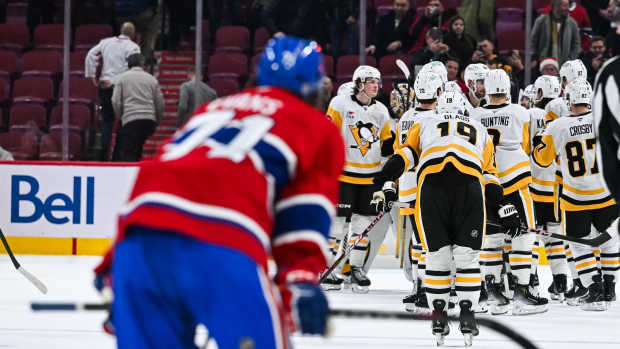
xmin=327 ymin=94 xmax=392 ymax=185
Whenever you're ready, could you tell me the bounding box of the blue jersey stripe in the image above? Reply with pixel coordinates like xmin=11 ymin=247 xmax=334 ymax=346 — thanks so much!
xmin=273 ymin=204 xmax=331 ymax=239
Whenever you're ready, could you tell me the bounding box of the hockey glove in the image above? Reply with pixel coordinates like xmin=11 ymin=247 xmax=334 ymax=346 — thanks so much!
xmin=93 ymin=273 xmax=115 ymax=335
xmin=370 ymin=181 xmax=397 ymax=213
xmin=280 ymin=282 xmax=328 ymax=335
xmin=498 ymin=203 xmax=522 ymax=238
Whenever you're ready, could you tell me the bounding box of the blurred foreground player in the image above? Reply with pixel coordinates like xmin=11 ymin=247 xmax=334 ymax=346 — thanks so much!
xmin=95 ymin=37 xmax=345 ymax=348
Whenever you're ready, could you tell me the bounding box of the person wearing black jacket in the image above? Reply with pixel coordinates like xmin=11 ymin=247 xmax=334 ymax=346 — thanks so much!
xmin=580 ymin=36 xmax=613 ymax=84
xmin=444 ymin=15 xmax=477 ymax=67
xmin=261 ymin=0 xmax=320 ymax=41
xmin=365 ymin=0 xmax=414 ymax=58
xmin=410 ymin=27 xmax=450 ymax=69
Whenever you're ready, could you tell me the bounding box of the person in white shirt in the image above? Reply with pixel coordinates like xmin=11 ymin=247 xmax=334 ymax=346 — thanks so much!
xmin=85 ymin=22 xmax=140 ymax=161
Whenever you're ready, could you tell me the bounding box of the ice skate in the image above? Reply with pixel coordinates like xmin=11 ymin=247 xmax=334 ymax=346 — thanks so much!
xmin=485 ymin=275 xmax=510 ymax=315
xmin=320 ymin=271 xmax=344 ymax=291
xmin=548 ymin=274 xmax=567 ymax=302
xmin=581 ymin=277 xmax=607 ymax=311
xmin=403 ymin=279 xmax=422 ymax=312
xmin=513 ymin=284 xmax=549 ymax=315
xmin=431 ymin=300 xmax=449 ymax=346
xmin=414 ymin=286 xmax=430 ymax=313
xmin=459 ymin=300 xmax=479 ymax=347
xmin=476 ymin=281 xmax=489 ymax=313
xmin=529 ymin=273 xmax=540 ymax=297
xmin=350 ymin=266 xmax=370 ymax=293
xmin=566 ymin=278 xmax=588 ymax=306
xmin=603 ymin=275 xmax=616 ymax=306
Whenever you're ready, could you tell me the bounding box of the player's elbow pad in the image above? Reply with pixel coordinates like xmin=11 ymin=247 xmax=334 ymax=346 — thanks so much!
xmin=373 ymin=154 xmax=405 ymax=186
xmin=484 ymin=182 xmax=504 ymax=211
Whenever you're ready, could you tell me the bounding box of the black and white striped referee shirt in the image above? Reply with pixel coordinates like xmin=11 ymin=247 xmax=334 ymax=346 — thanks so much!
xmin=593 ymin=55 xmax=620 ymax=203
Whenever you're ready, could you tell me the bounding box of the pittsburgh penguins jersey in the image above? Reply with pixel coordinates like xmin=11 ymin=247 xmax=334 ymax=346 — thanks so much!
xmin=544 ymin=97 xmax=570 ymax=124
xmin=533 ymin=112 xmax=615 ymax=211
xmin=327 ymin=94 xmax=392 ymax=185
xmin=529 ymin=107 xmax=556 ymax=203
xmin=395 ymin=112 xmax=498 ymax=195
xmin=470 ymin=103 xmax=532 ymax=194
xmin=395 ymin=107 xmax=435 ymax=202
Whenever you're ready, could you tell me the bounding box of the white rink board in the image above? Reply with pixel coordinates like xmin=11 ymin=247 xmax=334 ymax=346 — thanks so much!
xmin=0 ymin=162 xmax=138 ymax=238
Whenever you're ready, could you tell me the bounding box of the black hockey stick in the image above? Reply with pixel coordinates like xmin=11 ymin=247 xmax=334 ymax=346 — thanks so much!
xmin=318 ymin=210 xmax=387 ymax=283
xmin=0 ymin=228 xmax=47 ymax=294
xmin=31 ymin=302 xmax=108 ymax=311
xmin=329 ymin=308 xmax=539 ymax=349
xmin=488 ymin=222 xmax=612 ymax=247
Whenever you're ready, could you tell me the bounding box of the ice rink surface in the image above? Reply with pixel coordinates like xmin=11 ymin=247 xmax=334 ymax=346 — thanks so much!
xmin=2 ymin=255 xmax=620 ymax=349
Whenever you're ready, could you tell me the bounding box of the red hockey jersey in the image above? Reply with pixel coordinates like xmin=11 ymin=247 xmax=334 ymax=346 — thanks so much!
xmin=106 ymin=87 xmax=345 ymax=285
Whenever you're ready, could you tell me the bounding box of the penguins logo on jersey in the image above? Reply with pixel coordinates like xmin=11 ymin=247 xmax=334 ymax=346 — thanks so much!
xmin=349 ymin=121 xmax=379 ymax=156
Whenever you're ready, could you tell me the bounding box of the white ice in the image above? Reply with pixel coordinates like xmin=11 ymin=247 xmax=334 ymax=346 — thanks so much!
xmin=1 ymin=255 xmax=620 ymax=349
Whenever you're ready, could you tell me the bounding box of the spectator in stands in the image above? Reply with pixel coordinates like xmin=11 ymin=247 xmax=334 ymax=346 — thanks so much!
xmin=407 ymin=0 xmax=446 ymax=53
xmin=112 ymin=53 xmax=164 ymax=162
xmin=542 ymin=0 xmax=592 ymax=52
xmin=470 ymin=37 xmax=496 ymax=65
xmin=502 ymin=50 xmax=526 ymax=89
xmin=320 ymin=76 xmax=334 ymax=112
xmin=458 ymin=0 xmax=495 ymax=42
xmin=444 ymin=15 xmax=477 ymax=67
xmin=261 ymin=0 xmax=319 ymax=41
xmin=325 ymin=0 xmax=359 ymax=57
xmin=539 ymin=57 xmax=560 ymax=77
xmin=85 ymin=22 xmax=140 ymax=161
xmin=115 ymin=0 xmax=160 ymax=67
xmin=444 ymin=55 xmax=466 ymax=93
xmin=0 ymin=145 xmax=14 ymax=161
xmin=580 ymin=36 xmax=613 ymax=84
xmin=177 ymin=67 xmax=217 ymax=128
xmin=583 ymin=0 xmax=616 ymax=38
xmin=365 ymin=0 xmax=414 ymax=58
xmin=410 ymin=27 xmax=450 ymax=68
xmin=531 ymin=0 xmax=581 ymax=65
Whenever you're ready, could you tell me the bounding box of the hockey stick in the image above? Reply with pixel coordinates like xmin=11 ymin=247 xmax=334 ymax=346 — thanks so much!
xmin=395 ymin=59 xmax=412 ymax=110
xmin=31 ymin=302 xmax=108 ymax=311
xmin=318 ymin=210 xmax=387 ymax=283
xmin=329 ymin=309 xmax=540 ymax=349
xmin=488 ymin=222 xmax=612 ymax=247
xmin=0 ymin=228 xmax=48 ymax=294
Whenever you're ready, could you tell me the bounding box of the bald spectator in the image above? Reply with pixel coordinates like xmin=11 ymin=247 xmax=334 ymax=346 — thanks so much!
xmin=85 ymin=22 xmax=141 ymax=161
xmin=115 ymin=0 xmax=159 ymax=66
xmin=531 ymin=0 xmax=581 ymax=65
xmin=177 ymin=67 xmax=217 ymax=127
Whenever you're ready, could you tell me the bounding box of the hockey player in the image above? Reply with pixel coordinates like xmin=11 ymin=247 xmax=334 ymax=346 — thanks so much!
xmin=371 ymin=91 xmax=520 ymax=346
xmin=470 ymin=69 xmax=549 ymax=315
xmin=94 ymin=37 xmax=344 ymax=348
xmin=324 ymin=65 xmax=394 ymax=293
xmin=528 ymin=76 xmax=570 ymax=301
xmin=544 ymin=59 xmax=587 ymax=124
xmin=397 ymin=71 xmax=444 ymax=312
xmin=519 ymin=84 xmax=536 ymax=109
xmin=445 ymin=81 xmax=475 ymax=115
xmin=533 ymin=79 xmax=619 ymax=311
xmin=463 ymin=63 xmax=490 ymax=108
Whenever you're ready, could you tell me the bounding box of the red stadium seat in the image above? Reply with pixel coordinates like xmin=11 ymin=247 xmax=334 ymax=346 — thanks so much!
xmin=12 ymin=76 xmax=56 ymax=105
xmin=0 ymin=50 xmax=19 ymax=78
xmin=0 ymin=131 xmax=38 ymax=159
xmin=215 ymin=26 xmax=250 ymax=53
xmin=323 ymin=54 xmax=335 ymax=78
xmin=497 ymin=30 xmax=526 ymax=52
xmin=0 ymin=23 xmax=30 ymax=52
xmin=22 ymin=50 xmax=62 ymax=79
xmin=250 ymin=53 xmax=261 ymax=73
xmin=208 ymin=79 xmax=239 ymax=97
xmin=33 ymin=24 xmax=64 ymax=51
xmin=49 ymin=104 xmax=91 ymax=152
xmin=207 ymin=52 xmax=248 ymax=82
xmin=39 ymin=132 xmax=83 ymax=160
xmin=378 ymin=55 xmax=411 ymax=78
xmin=58 ymin=76 xmax=98 ymax=107
xmin=70 ymin=51 xmax=88 ymax=77
xmin=9 ymin=103 xmax=47 ymax=132
xmin=253 ymin=27 xmax=270 ymax=54
xmin=74 ymin=24 xmax=113 ymax=51
xmin=336 ymin=55 xmax=377 ymax=82
xmin=496 ymin=0 xmax=523 ymax=8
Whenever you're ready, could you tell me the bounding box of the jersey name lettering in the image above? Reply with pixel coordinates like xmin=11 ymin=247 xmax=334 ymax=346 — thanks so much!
xmin=568 ymin=123 xmax=593 ymax=137
xmin=481 ymin=115 xmax=510 ymax=127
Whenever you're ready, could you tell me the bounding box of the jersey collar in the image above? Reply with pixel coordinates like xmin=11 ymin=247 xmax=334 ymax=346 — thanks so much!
xmin=351 ymin=94 xmax=376 ymax=107
xmin=483 ymin=103 xmax=510 ymax=110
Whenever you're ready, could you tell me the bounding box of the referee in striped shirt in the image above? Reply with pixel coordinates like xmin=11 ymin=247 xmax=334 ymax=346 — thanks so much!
xmin=593 ymin=3 xmax=620 ymax=233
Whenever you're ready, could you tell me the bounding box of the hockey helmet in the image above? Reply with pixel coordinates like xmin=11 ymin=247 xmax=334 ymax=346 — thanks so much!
xmin=419 ymin=61 xmax=448 ymax=83
xmin=564 ymin=78 xmax=592 ymax=106
xmin=533 ymin=75 xmax=561 ymax=102
xmin=337 ymin=81 xmax=355 ymax=96
xmin=414 ymin=71 xmax=443 ymax=101
xmin=559 ymin=59 xmax=587 ymax=87
xmin=352 ymin=65 xmax=382 ymax=85
xmin=464 ymin=63 xmax=489 ymax=93
xmin=484 ymin=69 xmax=511 ymax=96
xmin=257 ymin=36 xmax=324 ymax=98
xmin=437 ymin=91 xmax=468 ymax=115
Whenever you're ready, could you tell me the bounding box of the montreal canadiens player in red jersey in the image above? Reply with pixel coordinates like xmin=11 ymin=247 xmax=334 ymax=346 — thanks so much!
xmin=93 ymin=36 xmax=345 ymax=349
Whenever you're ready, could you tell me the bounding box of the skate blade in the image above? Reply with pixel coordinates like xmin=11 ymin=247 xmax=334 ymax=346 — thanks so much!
xmin=351 ymin=284 xmax=369 ymax=294
xmin=549 ymin=294 xmax=565 ymax=303
xmin=463 ymin=333 xmax=473 ymax=347
xmin=581 ymin=301 xmax=607 ymax=311
xmin=434 ymin=333 xmax=445 ymax=346
xmin=489 ymin=303 xmax=510 ymax=315
xmin=565 ymin=297 xmax=582 ymax=306
xmin=320 ymin=284 xmax=342 ymax=291
xmin=512 ymin=303 xmax=548 ymax=315
xmin=404 ymin=303 xmax=416 ymax=312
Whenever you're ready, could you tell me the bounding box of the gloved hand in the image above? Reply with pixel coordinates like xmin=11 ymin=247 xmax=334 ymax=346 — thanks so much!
xmin=279 ymin=282 xmax=328 ymax=335
xmin=370 ymin=181 xmax=397 ymax=213
xmin=532 ymin=133 xmax=544 ymax=149
xmin=94 ymin=273 xmax=115 ymax=335
xmin=498 ymin=203 xmax=522 ymax=238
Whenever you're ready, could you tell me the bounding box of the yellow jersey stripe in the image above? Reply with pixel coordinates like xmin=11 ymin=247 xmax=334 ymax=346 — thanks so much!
xmin=498 ymin=161 xmax=530 ymax=178
xmin=562 ymin=183 xmax=606 ymax=195
xmin=344 ymin=161 xmax=382 ymax=169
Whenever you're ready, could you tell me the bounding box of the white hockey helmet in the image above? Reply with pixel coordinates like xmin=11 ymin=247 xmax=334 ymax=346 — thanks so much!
xmin=559 ymin=59 xmax=587 ymax=87
xmin=464 ymin=63 xmax=489 ymax=92
xmin=444 ymin=81 xmax=462 ymax=94
xmin=484 ymin=69 xmax=511 ymax=96
xmin=533 ymin=75 xmax=561 ymax=102
xmin=523 ymin=84 xmax=537 ymax=101
xmin=564 ymin=78 xmax=592 ymax=106
xmin=419 ymin=61 xmax=448 ymax=83
xmin=337 ymin=81 xmax=355 ymax=96
xmin=352 ymin=65 xmax=381 ymax=85
xmin=437 ymin=91 xmax=468 ymax=115
xmin=414 ymin=71 xmax=444 ymax=100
